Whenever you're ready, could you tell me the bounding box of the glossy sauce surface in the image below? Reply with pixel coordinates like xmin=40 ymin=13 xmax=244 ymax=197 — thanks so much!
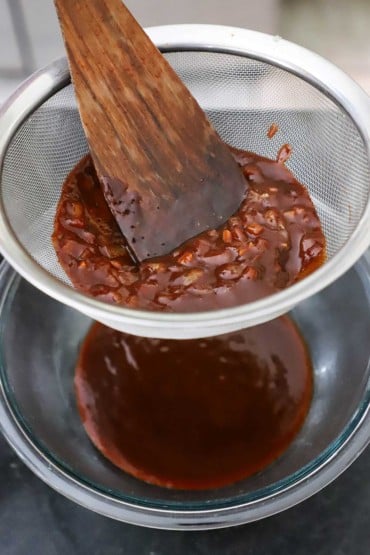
xmin=53 ymin=148 xmax=325 ymax=311
xmin=75 ymin=317 xmax=313 ymax=490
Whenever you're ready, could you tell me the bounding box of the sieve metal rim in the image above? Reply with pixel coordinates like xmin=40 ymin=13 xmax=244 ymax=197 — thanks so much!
xmin=1 ymin=24 xmax=370 ymax=330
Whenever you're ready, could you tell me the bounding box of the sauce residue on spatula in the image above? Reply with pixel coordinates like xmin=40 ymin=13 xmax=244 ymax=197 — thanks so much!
xmin=54 ymin=0 xmax=247 ymax=262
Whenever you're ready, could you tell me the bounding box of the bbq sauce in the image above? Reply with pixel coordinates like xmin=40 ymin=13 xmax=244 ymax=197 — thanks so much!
xmin=53 ymin=147 xmax=325 ymax=312
xmin=75 ymin=316 xmax=313 ymax=490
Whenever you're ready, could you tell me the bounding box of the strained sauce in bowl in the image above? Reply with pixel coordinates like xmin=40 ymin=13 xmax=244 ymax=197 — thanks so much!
xmin=75 ymin=316 xmax=312 ymax=490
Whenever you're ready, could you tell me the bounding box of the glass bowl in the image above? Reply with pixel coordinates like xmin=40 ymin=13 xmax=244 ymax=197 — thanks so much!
xmin=0 ymin=256 xmax=370 ymax=530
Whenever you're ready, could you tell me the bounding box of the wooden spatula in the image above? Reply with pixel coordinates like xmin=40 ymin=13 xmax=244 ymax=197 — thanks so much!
xmin=54 ymin=0 xmax=246 ymax=262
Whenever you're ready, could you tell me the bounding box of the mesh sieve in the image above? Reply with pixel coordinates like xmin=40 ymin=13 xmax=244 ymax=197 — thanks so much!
xmin=1 ymin=25 xmax=370 ymax=338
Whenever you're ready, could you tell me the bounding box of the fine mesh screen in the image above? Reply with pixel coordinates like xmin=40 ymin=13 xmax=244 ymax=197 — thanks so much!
xmin=2 ymin=51 xmax=370 ymax=287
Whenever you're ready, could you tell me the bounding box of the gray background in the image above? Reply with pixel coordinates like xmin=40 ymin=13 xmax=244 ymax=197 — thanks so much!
xmin=1 ymin=431 xmax=370 ymax=554
xmin=1 ymin=0 xmax=370 ymax=100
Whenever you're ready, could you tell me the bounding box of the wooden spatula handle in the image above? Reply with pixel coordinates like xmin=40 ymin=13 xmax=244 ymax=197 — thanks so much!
xmin=55 ymin=0 xmax=246 ymax=261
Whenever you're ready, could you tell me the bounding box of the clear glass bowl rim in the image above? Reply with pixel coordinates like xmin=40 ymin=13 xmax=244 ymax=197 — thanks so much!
xmin=0 ymin=260 xmax=370 ymax=529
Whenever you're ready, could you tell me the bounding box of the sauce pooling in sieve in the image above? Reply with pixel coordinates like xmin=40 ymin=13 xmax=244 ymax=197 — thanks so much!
xmin=52 ymin=147 xmax=325 ymax=312
xmin=75 ymin=316 xmax=313 ymax=489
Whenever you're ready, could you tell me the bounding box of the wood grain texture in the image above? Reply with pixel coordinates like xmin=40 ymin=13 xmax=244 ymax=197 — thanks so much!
xmin=54 ymin=0 xmax=246 ymax=261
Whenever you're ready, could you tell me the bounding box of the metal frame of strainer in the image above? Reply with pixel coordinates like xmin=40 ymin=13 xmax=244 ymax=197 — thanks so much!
xmin=1 ymin=25 xmax=370 ymax=339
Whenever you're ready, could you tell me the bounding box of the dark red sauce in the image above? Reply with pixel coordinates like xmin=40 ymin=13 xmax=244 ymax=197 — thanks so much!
xmin=267 ymin=123 xmax=279 ymax=139
xmin=75 ymin=316 xmax=313 ymax=490
xmin=53 ymin=148 xmax=325 ymax=311
xmin=277 ymin=144 xmax=293 ymax=164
